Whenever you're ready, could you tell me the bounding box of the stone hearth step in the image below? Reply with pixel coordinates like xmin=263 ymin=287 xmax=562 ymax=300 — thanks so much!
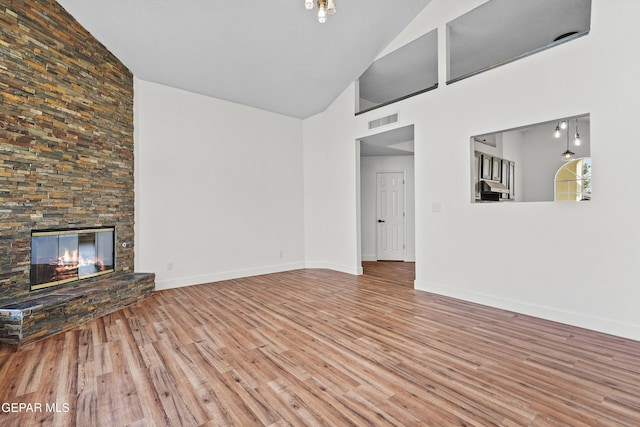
xmin=0 ymin=273 xmax=155 ymax=346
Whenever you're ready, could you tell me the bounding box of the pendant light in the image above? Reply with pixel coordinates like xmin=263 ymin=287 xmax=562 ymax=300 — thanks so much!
xmin=561 ymin=120 xmax=575 ymax=161
xmin=574 ymin=118 xmax=581 ymax=146
xmin=561 ymin=148 xmax=575 ymax=160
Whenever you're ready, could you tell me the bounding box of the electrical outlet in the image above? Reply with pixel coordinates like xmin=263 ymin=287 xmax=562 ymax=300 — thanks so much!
xmin=166 ymin=262 xmax=174 ymax=271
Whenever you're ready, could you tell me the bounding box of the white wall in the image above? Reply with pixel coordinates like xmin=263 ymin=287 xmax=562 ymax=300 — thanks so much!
xmin=360 ymin=155 xmax=415 ymax=261
xmin=304 ymin=0 xmax=640 ymax=340
xmin=134 ymin=79 xmax=305 ymax=290
xmin=303 ymin=86 xmax=362 ymax=274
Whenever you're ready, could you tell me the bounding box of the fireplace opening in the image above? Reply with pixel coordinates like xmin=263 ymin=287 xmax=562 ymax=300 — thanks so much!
xmin=30 ymin=227 xmax=115 ymax=291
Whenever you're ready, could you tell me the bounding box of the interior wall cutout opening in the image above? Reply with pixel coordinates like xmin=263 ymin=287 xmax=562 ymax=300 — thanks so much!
xmin=447 ymin=0 xmax=592 ymax=84
xmin=356 ymin=29 xmax=438 ymax=115
xmin=471 ymin=114 xmax=590 ymax=203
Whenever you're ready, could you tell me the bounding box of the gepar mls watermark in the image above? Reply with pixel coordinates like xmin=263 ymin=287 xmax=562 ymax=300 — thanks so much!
xmin=2 ymin=402 xmax=70 ymax=413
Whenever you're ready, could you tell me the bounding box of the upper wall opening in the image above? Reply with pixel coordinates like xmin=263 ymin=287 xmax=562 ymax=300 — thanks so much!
xmin=447 ymin=0 xmax=592 ymax=83
xmin=355 ymin=1 xmax=592 ymax=114
xmin=356 ymin=29 xmax=438 ymax=115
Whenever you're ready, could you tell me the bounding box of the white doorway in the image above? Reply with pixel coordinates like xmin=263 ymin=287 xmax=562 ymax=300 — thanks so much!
xmin=376 ymin=172 xmax=405 ymax=260
xmin=358 ymin=125 xmax=415 ymax=264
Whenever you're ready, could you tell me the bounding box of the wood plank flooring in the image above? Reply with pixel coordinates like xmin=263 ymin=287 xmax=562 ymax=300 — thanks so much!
xmin=1 ymin=262 xmax=640 ymax=426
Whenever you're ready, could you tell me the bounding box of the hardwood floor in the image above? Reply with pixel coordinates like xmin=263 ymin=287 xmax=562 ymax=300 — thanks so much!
xmin=1 ymin=262 xmax=639 ymax=426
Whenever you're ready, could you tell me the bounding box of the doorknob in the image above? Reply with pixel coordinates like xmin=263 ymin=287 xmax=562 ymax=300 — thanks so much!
xmin=378 ymin=219 xmax=385 ymax=223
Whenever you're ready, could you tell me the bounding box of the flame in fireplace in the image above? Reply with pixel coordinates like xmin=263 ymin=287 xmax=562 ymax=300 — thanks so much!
xmin=60 ymin=249 xmax=78 ymax=263
xmin=55 ymin=248 xmax=106 ymax=280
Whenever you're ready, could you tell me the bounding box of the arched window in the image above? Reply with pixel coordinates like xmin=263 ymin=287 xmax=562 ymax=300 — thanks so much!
xmin=555 ymin=158 xmax=591 ymax=201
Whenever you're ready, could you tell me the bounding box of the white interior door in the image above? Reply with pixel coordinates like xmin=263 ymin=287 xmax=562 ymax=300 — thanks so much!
xmin=376 ymin=172 xmax=405 ymax=261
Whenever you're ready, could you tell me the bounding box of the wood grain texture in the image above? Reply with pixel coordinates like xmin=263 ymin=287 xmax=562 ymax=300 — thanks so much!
xmin=1 ymin=262 xmax=639 ymax=426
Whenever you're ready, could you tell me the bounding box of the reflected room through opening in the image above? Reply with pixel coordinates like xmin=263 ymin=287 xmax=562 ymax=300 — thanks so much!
xmin=472 ymin=114 xmax=590 ymax=203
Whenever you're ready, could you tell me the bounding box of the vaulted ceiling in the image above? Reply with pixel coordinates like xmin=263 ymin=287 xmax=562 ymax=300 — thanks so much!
xmin=56 ymin=0 xmax=432 ymax=119
xmin=55 ymin=0 xmax=592 ymax=123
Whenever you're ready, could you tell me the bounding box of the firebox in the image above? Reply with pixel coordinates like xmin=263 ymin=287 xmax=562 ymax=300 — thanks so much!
xmin=30 ymin=227 xmax=115 ymax=291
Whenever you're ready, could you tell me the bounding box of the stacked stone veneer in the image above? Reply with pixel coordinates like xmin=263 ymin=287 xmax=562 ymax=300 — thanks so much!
xmin=0 ymin=0 xmax=153 ymax=343
xmin=0 ymin=272 xmax=155 ymax=345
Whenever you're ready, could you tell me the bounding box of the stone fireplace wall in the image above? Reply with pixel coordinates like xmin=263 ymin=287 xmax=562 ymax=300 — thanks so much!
xmin=0 ymin=0 xmax=134 ymax=306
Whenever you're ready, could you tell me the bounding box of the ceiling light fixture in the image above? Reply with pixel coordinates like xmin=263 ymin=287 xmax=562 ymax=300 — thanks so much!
xmin=560 ymin=120 xmax=575 ymax=161
xmin=305 ymin=0 xmax=336 ymax=23
xmin=561 ymin=148 xmax=575 ymax=161
xmin=555 ymin=117 xmax=583 ymax=160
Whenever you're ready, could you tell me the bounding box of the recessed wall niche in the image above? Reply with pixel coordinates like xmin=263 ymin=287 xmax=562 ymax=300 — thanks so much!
xmin=472 ymin=114 xmax=591 ymax=203
xmin=448 ymin=0 xmax=592 ymax=83
xmin=356 ymin=29 xmax=438 ymax=114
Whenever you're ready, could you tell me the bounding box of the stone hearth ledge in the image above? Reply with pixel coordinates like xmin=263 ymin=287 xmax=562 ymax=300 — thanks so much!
xmin=0 ymin=273 xmax=155 ymax=346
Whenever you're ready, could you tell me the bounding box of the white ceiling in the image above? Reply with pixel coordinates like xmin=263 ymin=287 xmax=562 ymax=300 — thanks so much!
xmin=56 ymin=0 xmax=432 ymax=119
xmin=360 ymin=125 xmax=414 ymax=157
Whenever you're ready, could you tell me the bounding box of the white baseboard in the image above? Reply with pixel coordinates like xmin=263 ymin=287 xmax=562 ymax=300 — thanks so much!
xmin=361 ymin=255 xmax=416 ymax=262
xmin=415 ymin=279 xmax=640 ymax=342
xmin=155 ymin=262 xmax=306 ymax=291
xmin=304 ymin=261 xmax=363 ymax=275
xmin=155 ymin=261 xmax=366 ymax=291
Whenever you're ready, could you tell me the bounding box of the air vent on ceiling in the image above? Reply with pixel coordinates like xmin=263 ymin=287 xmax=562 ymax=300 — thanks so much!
xmin=368 ymin=113 xmax=398 ymax=130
